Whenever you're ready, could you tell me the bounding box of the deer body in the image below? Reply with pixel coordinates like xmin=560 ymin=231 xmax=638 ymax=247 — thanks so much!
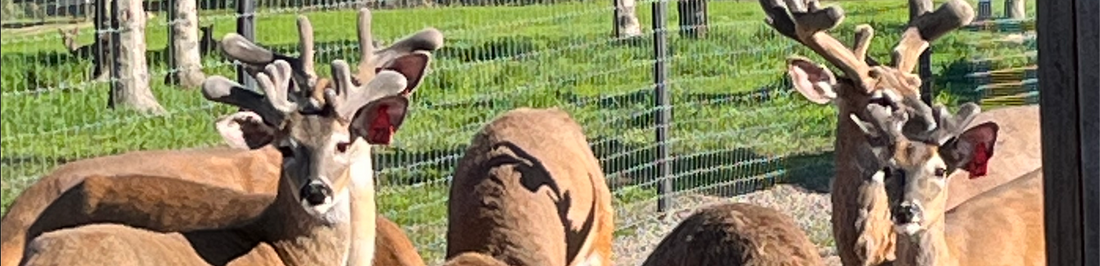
xmin=446 ymin=107 xmax=614 ymax=266
xmin=639 ymin=202 xmax=823 ymax=266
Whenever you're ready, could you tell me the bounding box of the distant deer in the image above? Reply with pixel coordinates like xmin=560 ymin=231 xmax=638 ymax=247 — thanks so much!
xmin=21 ymin=51 xmax=409 ymax=265
xmin=639 ymin=202 xmax=823 ymax=266
xmin=848 ymin=102 xmax=1045 ymax=266
xmin=757 ymin=0 xmax=1039 ymax=264
xmin=445 ymin=107 xmax=614 ymax=266
xmin=57 ymin=27 xmax=111 ymax=80
xmin=3 ymin=9 xmax=440 ymax=266
xmin=199 ymin=23 xmax=217 ymax=57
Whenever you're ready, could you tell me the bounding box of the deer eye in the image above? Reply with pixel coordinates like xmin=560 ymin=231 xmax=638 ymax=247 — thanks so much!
xmin=934 ymin=167 xmax=947 ymax=178
xmin=336 ymin=142 xmax=350 ymax=153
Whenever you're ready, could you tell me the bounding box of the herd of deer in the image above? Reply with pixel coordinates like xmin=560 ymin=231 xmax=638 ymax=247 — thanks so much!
xmin=4 ymin=0 xmax=1046 ymax=265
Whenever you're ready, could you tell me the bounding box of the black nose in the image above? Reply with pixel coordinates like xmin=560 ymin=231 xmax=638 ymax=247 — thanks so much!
xmin=893 ymin=203 xmax=922 ymax=224
xmin=300 ymin=181 xmax=332 ymax=206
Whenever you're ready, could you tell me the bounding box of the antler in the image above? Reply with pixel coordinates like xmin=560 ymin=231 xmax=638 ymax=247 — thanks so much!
xmin=761 ymin=0 xmax=874 ymax=90
xmin=852 ymin=24 xmax=874 ymax=63
xmin=902 ymin=102 xmax=981 ymax=144
xmin=328 ymin=60 xmax=408 ymax=122
xmin=219 ymin=15 xmax=318 ymax=98
xmin=348 ymin=7 xmax=443 ymax=94
xmin=891 ymin=0 xmax=976 ymax=74
xmin=851 ymin=103 xmax=910 ymax=144
xmin=202 ymin=60 xmax=300 ymax=127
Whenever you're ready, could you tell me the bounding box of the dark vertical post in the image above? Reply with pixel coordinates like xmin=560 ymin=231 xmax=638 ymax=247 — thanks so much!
xmin=1075 ymin=0 xmax=1099 ymax=262
xmin=107 ymin=0 xmax=121 ymax=108
xmin=166 ymin=0 xmax=176 ymax=85
xmin=612 ymin=0 xmax=621 ymax=37
xmin=236 ymin=0 xmax=256 ymax=90
xmin=652 ymin=0 xmax=672 ymax=213
xmin=1038 ymin=0 xmax=1099 ymax=263
xmin=676 ymin=0 xmax=707 ymax=38
xmin=93 ymin=0 xmax=111 ymax=88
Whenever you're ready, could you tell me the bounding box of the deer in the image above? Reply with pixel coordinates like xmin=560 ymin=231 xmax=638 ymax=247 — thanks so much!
xmin=445 ymin=107 xmax=614 ymax=266
xmin=2 ymin=9 xmax=437 ymax=266
xmin=20 ymin=48 xmax=408 ymax=265
xmin=757 ymin=0 xmax=1041 ymax=264
xmin=848 ymin=102 xmax=1045 ymax=266
xmin=57 ymin=27 xmax=112 ymax=80
xmin=639 ymin=202 xmax=823 ymax=266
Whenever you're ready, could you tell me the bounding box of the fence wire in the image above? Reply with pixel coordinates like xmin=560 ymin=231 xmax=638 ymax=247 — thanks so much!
xmin=0 ymin=0 xmax=1037 ymax=264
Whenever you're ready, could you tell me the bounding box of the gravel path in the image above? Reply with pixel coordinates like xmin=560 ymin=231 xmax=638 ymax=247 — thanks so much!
xmin=612 ymin=184 xmax=842 ymax=266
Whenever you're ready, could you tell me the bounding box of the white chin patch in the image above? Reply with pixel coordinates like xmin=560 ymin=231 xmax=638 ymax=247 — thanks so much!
xmin=894 ymin=223 xmax=922 ymax=236
xmin=302 ymin=197 xmax=336 ymax=216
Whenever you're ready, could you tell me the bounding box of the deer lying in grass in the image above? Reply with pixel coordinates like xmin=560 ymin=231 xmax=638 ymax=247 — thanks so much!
xmin=57 ymin=27 xmax=112 ymax=80
xmin=445 ymin=107 xmax=614 ymax=266
xmin=21 ymin=53 xmax=407 ymax=265
xmin=757 ymin=0 xmax=1043 ymax=264
xmin=848 ymin=102 xmax=1045 ymax=266
xmin=2 ymin=9 xmax=438 ymax=266
xmin=639 ymin=202 xmax=823 ymax=266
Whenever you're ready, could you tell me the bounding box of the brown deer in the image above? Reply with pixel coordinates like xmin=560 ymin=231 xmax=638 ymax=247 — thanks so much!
xmin=57 ymin=27 xmax=112 ymax=80
xmin=639 ymin=202 xmax=823 ymax=266
xmin=848 ymin=102 xmax=1045 ymax=266
xmin=755 ymin=0 xmax=1043 ymax=264
xmin=2 ymin=9 xmax=438 ymax=266
xmin=21 ymin=51 xmax=408 ymax=265
xmin=445 ymin=107 xmax=614 ymax=266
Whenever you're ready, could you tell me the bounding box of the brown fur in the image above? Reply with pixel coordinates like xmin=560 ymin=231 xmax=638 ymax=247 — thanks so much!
xmin=901 ymin=168 xmax=1045 ymax=266
xmin=374 ymin=216 xmax=427 ymax=266
xmin=442 ymin=253 xmax=511 ymax=266
xmin=759 ymin=0 xmax=983 ymax=265
xmin=639 ymin=202 xmax=823 ymax=266
xmin=446 ymin=107 xmax=614 ymax=266
xmin=942 ymin=105 xmax=1040 ymax=209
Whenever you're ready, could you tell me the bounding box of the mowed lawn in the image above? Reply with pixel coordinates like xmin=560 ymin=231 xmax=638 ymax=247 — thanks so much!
xmin=0 ymin=0 xmax=1034 ymax=262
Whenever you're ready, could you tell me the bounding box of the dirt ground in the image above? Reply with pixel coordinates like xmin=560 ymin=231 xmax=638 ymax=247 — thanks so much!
xmin=612 ymin=184 xmax=843 ymax=266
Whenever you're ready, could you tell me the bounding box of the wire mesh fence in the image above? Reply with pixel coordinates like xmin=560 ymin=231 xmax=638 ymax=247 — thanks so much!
xmin=0 ymin=0 xmax=1037 ymax=264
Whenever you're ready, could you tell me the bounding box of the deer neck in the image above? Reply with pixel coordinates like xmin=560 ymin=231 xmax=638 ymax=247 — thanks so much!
xmin=249 ymin=175 xmax=353 ymax=266
xmin=896 ymin=217 xmax=957 ymax=266
xmin=834 ymin=99 xmax=889 ymax=187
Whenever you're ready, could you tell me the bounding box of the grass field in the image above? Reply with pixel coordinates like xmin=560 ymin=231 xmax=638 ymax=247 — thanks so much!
xmin=0 ymin=0 xmax=1035 ymax=263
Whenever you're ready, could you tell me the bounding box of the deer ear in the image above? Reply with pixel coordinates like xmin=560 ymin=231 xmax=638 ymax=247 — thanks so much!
xmin=215 ymin=111 xmax=278 ymax=150
xmin=349 ymin=96 xmax=410 ymax=145
xmin=941 ymin=122 xmax=999 ymax=179
xmin=379 ymin=52 xmax=430 ymax=95
xmin=787 ymin=57 xmax=838 ymax=104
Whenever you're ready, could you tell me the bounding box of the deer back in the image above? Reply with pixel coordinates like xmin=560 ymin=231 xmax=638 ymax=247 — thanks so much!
xmin=446 ymin=107 xmax=613 ymax=266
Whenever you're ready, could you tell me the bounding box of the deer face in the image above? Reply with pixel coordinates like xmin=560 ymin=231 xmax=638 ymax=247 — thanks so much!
xmin=765 ymin=0 xmax=976 ymax=130
xmin=204 ymin=8 xmax=442 ymax=219
xmin=849 ymin=103 xmax=1000 ymax=236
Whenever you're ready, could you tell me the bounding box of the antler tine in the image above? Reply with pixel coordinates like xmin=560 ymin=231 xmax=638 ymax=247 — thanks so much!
xmin=927 ymin=102 xmax=981 ymax=143
xmin=892 ymin=0 xmax=975 ymax=74
xmin=869 ymin=104 xmax=909 ymax=142
xmin=258 ymin=60 xmax=299 ymax=114
xmin=853 ymin=24 xmax=874 ymax=63
xmin=372 ymin=27 xmax=444 ymax=68
xmin=356 ymin=7 xmax=376 ymax=82
xmin=297 ymin=15 xmax=318 ymax=88
xmin=330 ymin=59 xmax=408 ymax=121
xmin=761 ymin=0 xmax=874 ymax=90
xmin=202 ymin=76 xmax=286 ymax=125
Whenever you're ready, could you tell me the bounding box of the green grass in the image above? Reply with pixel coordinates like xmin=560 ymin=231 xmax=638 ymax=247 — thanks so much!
xmin=0 ymin=0 xmax=1036 ymax=262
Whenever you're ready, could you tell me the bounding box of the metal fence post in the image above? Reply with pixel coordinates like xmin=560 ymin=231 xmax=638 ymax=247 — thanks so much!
xmin=236 ymin=0 xmax=257 ymax=90
xmin=652 ymin=0 xmax=672 ymax=213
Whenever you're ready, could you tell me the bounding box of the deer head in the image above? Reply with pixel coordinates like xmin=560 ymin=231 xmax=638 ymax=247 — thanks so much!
xmin=762 ymin=0 xmax=976 ymax=131
xmin=58 ymin=28 xmax=80 ymax=51
xmin=202 ymin=7 xmax=442 ymax=218
xmin=849 ymin=102 xmax=1000 ymax=236
xmin=214 ymin=8 xmax=443 ymax=150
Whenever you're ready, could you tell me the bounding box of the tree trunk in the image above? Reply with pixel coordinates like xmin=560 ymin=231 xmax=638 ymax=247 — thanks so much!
xmin=676 ymin=0 xmax=707 ymax=39
xmin=1004 ymin=0 xmax=1025 ymax=19
xmin=613 ymin=0 xmax=641 ymax=39
xmin=167 ymin=0 xmax=205 ymax=88
xmin=112 ymin=0 xmax=165 ymax=113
